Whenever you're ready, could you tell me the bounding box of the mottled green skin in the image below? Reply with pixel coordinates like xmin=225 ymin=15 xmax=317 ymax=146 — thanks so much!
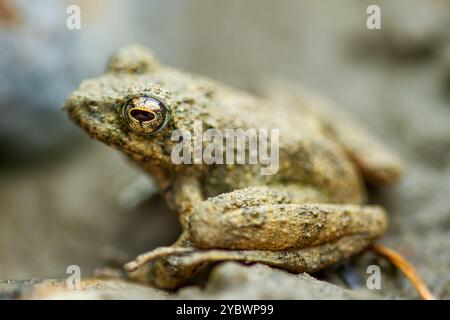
xmin=65 ymin=45 xmax=403 ymax=289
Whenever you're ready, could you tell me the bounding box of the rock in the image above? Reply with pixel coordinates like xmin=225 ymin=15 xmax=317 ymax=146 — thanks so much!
xmin=178 ymin=262 xmax=379 ymax=300
xmin=0 ymin=262 xmax=379 ymax=300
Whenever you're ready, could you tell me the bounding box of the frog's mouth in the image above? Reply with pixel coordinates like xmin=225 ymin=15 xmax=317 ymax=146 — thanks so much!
xmin=65 ymin=97 xmax=173 ymax=167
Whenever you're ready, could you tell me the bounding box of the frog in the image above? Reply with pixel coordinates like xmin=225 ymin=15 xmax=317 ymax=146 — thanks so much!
xmin=64 ymin=45 xmax=404 ymax=290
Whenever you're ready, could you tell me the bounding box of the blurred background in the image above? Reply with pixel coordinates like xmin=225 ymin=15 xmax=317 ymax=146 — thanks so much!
xmin=0 ymin=0 xmax=449 ymax=298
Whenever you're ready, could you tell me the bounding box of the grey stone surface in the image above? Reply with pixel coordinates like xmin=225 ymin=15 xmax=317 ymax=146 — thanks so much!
xmin=178 ymin=262 xmax=379 ymax=300
xmin=0 ymin=263 xmax=378 ymax=300
xmin=0 ymin=0 xmax=449 ymax=299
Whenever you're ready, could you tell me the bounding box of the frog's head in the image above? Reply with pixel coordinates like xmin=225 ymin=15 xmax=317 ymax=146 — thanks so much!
xmin=65 ymin=45 xmax=197 ymax=169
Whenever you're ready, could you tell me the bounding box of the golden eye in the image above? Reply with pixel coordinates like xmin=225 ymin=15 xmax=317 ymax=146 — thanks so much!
xmin=122 ymin=96 xmax=170 ymax=136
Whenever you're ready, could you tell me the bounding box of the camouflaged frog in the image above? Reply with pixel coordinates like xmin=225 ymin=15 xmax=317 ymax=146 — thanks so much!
xmin=65 ymin=45 xmax=403 ymax=289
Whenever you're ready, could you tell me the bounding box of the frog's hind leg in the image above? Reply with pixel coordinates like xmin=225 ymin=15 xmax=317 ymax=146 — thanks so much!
xmin=165 ymin=233 xmax=373 ymax=274
xmin=143 ymin=238 xmax=435 ymax=299
xmin=124 ymin=185 xmax=327 ymax=275
xmin=125 ymin=186 xmax=388 ymax=289
xmin=125 ymin=234 xmax=374 ymax=290
xmin=189 ymin=192 xmax=388 ymax=252
xmin=262 ymin=80 xmax=404 ymax=186
xmin=315 ymin=104 xmax=405 ymax=187
xmin=131 ymin=233 xmax=372 ymax=290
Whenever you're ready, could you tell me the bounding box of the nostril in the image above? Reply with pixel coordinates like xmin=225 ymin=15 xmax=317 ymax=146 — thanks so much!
xmin=129 ymin=109 xmax=155 ymax=122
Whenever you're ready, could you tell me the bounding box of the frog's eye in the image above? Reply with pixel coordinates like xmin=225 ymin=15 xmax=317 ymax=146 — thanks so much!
xmin=122 ymin=96 xmax=171 ymax=136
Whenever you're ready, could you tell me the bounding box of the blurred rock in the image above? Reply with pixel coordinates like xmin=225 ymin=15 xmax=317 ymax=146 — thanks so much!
xmin=0 ymin=278 xmax=168 ymax=300
xmin=0 ymin=0 xmax=186 ymax=166
xmin=0 ymin=0 xmax=87 ymax=165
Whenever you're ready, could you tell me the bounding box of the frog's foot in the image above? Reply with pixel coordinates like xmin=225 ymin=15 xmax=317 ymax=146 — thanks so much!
xmin=123 ymin=247 xmax=194 ymax=273
xmin=129 ymin=239 xmax=435 ymax=300
xmin=124 ymin=186 xmax=388 ymax=289
xmin=123 ymin=234 xmax=374 ymax=290
xmin=164 ymin=233 xmax=373 ymax=274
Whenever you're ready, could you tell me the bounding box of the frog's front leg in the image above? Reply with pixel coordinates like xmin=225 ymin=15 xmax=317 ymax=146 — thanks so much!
xmin=124 ymin=186 xmax=387 ymax=289
xmin=124 ymin=176 xmax=206 ymax=289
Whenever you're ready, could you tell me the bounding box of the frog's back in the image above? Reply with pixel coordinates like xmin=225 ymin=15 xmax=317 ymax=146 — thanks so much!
xmin=160 ymin=68 xmax=366 ymax=205
xmin=71 ymin=61 xmax=365 ymax=205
